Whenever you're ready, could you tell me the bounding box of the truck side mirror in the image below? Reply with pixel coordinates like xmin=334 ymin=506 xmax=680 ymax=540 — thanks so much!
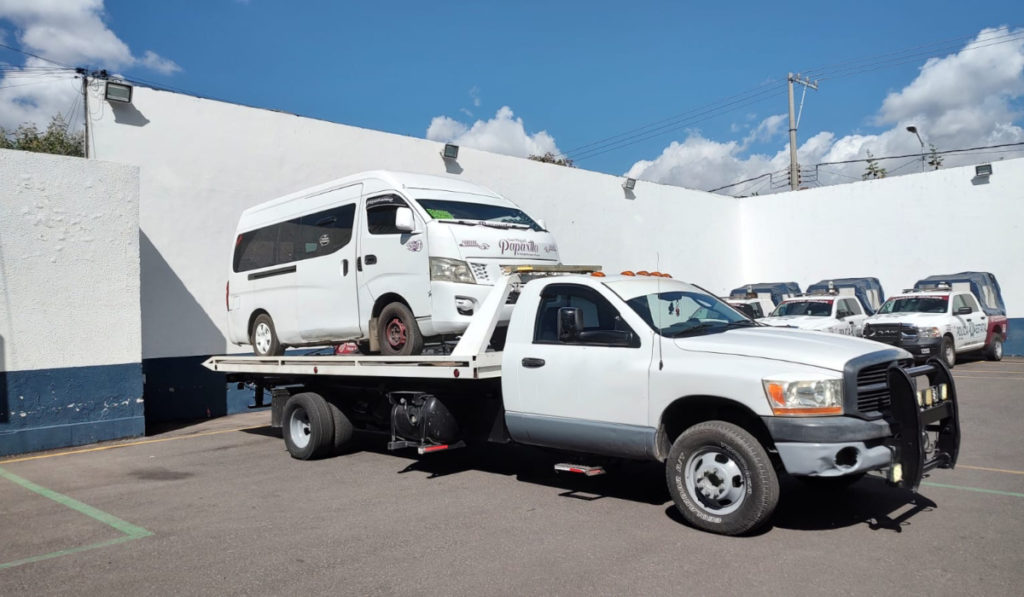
xmin=955 ymin=306 xmax=972 ymax=315
xmin=557 ymin=307 xmax=583 ymax=342
xmin=395 ymin=207 xmax=416 ymax=232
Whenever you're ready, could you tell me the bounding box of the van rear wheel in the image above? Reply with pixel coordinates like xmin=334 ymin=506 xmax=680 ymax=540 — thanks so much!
xmin=251 ymin=313 xmax=284 ymax=356
xmin=378 ymin=302 xmax=424 ymax=356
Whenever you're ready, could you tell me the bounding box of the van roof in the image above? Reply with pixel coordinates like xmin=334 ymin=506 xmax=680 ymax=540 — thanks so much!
xmin=242 ymin=170 xmax=503 ymax=218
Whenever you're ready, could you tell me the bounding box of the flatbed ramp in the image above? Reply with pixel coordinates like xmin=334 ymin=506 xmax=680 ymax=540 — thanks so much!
xmin=202 ymin=352 xmax=503 ymax=380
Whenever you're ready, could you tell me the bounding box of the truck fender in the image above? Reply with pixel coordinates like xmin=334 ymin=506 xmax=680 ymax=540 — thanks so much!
xmin=657 ymin=395 xmax=776 ymax=464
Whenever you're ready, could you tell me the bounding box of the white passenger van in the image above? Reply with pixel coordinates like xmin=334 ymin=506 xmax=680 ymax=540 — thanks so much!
xmin=226 ymin=171 xmax=560 ymax=356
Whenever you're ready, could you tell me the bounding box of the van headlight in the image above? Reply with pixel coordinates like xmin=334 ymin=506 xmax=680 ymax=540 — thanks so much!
xmin=430 ymin=257 xmax=476 ymax=284
xmin=763 ymin=376 xmax=843 ymax=416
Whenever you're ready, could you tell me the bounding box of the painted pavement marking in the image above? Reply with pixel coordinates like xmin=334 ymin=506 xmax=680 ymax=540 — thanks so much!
xmin=0 ymin=466 xmax=153 ymax=570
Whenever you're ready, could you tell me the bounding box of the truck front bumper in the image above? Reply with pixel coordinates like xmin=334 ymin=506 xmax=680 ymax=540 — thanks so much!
xmin=761 ymin=358 xmax=961 ymax=489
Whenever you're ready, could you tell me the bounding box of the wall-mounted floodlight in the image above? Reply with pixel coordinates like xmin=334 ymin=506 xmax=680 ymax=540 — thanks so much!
xmin=975 ymin=164 xmax=993 ymax=178
xmin=622 ymin=177 xmax=637 ymax=190
xmin=442 ymin=143 xmax=459 ymax=160
xmin=105 ymin=81 xmax=133 ymax=103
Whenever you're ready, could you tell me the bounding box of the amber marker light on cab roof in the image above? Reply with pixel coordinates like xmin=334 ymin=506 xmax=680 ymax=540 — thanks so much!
xmin=621 ymin=271 xmax=635 ymax=276
xmin=591 ymin=271 xmax=606 ymax=277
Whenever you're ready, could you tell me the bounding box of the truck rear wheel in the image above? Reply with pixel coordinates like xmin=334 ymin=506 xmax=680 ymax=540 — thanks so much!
xmin=327 ymin=401 xmax=355 ymax=454
xmin=378 ymin=302 xmax=424 ymax=356
xmin=986 ymin=337 xmax=1003 ymax=361
xmin=282 ymin=393 xmax=335 ymax=460
xmin=666 ymin=421 xmax=779 ymax=536
xmin=941 ymin=336 xmax=956 ymax=368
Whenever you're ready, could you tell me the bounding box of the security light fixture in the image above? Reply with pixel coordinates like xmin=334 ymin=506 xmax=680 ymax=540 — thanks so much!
xmin=105 ymin=81 xmax=133 ymax=103
xmin=906 ymin=126 xmax=925 ymax=172
xmin=442 ymin=143 xmax=459 ymax=160
xmin=975 ymin=163 xmax=993 ymax=178
xmin=622 ymin=177 xmax=637 ymax=191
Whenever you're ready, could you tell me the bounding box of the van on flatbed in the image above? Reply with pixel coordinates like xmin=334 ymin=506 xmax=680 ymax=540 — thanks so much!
xmin=206 ymin=266 xmax=960 ymax=536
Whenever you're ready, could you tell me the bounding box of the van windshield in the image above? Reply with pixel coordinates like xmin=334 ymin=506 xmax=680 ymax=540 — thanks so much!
xmin=417 ymin=199 xmax=544 ymax=231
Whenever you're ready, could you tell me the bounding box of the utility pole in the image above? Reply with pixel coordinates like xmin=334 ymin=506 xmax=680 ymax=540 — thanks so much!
xmin=77 ymin=68 xmax=89 ymax=158
xmin=787 ymin=73 xmax=818 ymax=191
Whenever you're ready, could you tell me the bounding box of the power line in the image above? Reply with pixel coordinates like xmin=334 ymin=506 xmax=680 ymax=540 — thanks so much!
xmin=0 ymin=41 xmax=75 ymax=69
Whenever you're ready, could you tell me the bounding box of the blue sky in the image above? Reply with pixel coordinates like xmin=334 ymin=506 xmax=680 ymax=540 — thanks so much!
xmin=1 ymin=1 xmax=1023 ymax=193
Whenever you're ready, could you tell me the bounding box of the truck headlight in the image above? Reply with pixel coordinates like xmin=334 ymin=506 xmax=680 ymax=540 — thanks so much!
xmin=916 ymin=326 xmax=940 ymax=338
xmin=763 ymin=377 xmax=843 ymax=416
xmin=430 ymin=257 xmax=476 ymax=284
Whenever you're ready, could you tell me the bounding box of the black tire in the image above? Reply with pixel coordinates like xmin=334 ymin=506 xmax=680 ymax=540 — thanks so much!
xmin=986 ymin=336 xmax=1003 ymax=361
xmin=377 ymin=302 xmax=424 ymax=356
xmin=326 ymin=401 xmax=355 ymax=455
xmin=798 ymin=472 xmax=866 ymax=491
xmin=282 ymin=393 xmax=335 ymax=460
xmin=250 ymin=313 xmax=284 ymax=356
xmin=940 ymin=336 xmax=956 ymax=368
xmin=666 ymin=421 xmax=779 ymax=536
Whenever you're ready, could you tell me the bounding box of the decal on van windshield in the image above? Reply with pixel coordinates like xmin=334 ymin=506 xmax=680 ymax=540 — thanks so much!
xmin=499 ymin=239 xmax=540 ymax=257
xmin=319 ymin=233 xmax=330 ymax=247
xmin=366 ymin=195 xmax=405 ymax=208
xmin=426 ymin=208 xmax=454 ymax=219
xmin=459 ymin=240 xmax=491 ymax=250
xmin=406 ymin=239 xmax=423 ymax=252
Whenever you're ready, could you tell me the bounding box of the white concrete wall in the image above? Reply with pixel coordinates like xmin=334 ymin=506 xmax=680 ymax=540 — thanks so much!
xmin=738 ymin=162 xmax=1024 ymax=317
xmin=87 ymin=84 xmax=1024 ymax=362
xmin=0 ymin=149 xmax=141 ymax=371
xmin=90 ymin=85 xmax=739 ymax=359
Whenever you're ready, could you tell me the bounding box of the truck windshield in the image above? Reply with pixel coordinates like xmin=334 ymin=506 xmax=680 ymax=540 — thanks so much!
xmin=625 ymin=291 xmax=752 ymax=337
xmin=877 ymin=296 xmax=948 ymax=314
xmin=772 ymin=300 xmax=832 ymax=317
xmin=416 ymin=199 xmax=544 ymax=231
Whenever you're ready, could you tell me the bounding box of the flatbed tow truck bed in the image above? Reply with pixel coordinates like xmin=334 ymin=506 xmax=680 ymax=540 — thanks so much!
xmin=203 ymin=352 xmax=503 ymax=380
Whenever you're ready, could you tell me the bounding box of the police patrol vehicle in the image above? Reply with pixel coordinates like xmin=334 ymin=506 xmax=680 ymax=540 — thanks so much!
xmin=725 ymin=282 xmax=801 ymax=319
xmin=759 ymin=278 xmax=883 ymax=336
xmin=863 ymin=272 xmax=1008 ymax=367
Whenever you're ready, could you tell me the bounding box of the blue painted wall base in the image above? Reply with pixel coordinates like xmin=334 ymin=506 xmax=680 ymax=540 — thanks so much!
xmin=1004 ymin=318 xmax=1024 ymax=356
xmin=142 ymin=355 xmax=261 ymax=426
xmin=0 ymin=363 xmax=144 ymax=457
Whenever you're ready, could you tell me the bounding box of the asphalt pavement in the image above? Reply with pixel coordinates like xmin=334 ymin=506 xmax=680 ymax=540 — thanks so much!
xmin=2 ymin=357 xmax=1023 ymax=596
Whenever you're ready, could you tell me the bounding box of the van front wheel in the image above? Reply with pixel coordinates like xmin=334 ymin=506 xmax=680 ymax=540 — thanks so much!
xmin=251 ymin=313 xmax=284 ymax=356
xmin=378 ymin=302 xmax=424 ymax=356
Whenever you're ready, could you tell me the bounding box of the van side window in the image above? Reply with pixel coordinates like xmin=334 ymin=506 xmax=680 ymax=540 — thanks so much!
xmin=366 ymin=194 xmax=408 ymax=235
xmin=298 ymin=204 xmax=356 ymax=258
xmin=234 ymin=225 xmax=278 ymax=272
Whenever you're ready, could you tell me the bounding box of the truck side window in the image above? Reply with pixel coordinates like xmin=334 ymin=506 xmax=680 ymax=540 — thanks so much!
xmin=963 ymin=294 xmax=981 ymax=313
xmin=845 ymin=299 xmax=863 ymax=315
xmin=533 ymin=284 xmax=635 ymax=345
xmin=952 ymin=295 xmax=968 ymax=313
xmin=298 ymin=204 xmax=356 ymax=258
xmin=366 ymin=194 xmax=409 ymax=235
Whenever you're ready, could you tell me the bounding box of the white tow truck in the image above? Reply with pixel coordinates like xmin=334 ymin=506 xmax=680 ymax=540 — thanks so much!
xmin=205 ymin=266 xmax=960 ymax=535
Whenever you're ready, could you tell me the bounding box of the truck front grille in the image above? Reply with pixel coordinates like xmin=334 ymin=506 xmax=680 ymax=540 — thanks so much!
xmin=863 ymin=323 xmax=904 ymax=345
xmin=856 ymin=362 xmax=892 ymax=413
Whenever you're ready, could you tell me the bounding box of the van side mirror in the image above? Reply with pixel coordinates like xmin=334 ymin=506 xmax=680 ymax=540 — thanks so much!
xmin=536 ymin=218 xmax=547 ymax=231
xmin=395 ymin=207 xmax=415 ymax=232
xmin=557 ymin=307 xmax=583 ymax=342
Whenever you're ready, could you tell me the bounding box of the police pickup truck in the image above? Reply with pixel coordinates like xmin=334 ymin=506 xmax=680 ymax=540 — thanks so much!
xmin=863 ymin=272 xmax=1008 ymax=367
xmin=760 ymin=278 xmax=883 ymax=336
xmin=725 ymin=282 xmax=801 ymax=319
xmin=205 ymin=267 xmax=960 ymax=536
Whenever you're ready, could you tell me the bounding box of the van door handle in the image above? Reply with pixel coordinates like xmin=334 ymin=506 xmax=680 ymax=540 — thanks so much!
xmin=342 ymin=259 xmax=349 ymax=276
xmin=356 ymin=256 xmax=362 ymax=272
xmin=521 ymin=358 xmax=545 ymax=368
xmin=364 ymin=254 xmax=377 ymax=265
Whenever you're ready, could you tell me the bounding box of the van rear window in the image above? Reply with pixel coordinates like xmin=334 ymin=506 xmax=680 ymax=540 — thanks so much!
xmin=233 ymin=204 xmax=356 ymax=272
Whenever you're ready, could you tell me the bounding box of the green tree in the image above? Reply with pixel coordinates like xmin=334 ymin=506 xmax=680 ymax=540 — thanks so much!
xmin=927 ymin=144 xmax=943 ymax=170
xmin=862 ymin=151 xmax=887 ymax=180
xmin=528 ymin=152 xmax=575 ymax=167
xmin=0 ymin=115 xmax=84 ymax=157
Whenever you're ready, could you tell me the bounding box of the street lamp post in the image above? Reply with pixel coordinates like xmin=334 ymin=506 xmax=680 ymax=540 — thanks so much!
xmin=907 ymin=126 xmax=925 ymax=172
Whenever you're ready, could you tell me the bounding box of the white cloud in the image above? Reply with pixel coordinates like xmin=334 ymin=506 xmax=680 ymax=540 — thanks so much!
xmin=426 ymin=106 xmax=561 ymax=158
xmin=629 ymin=26 xmax=1024 ymax=193
xmin=0 ymin=0 xmax=181 ymax=129
xmin=469 ymin=85 xmax=481 ymax=108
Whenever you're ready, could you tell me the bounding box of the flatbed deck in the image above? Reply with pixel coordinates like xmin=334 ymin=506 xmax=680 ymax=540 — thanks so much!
xmin=202 ymin=352 xmax=503 ymax=380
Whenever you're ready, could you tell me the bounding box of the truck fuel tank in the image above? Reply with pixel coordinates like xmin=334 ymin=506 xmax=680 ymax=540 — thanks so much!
xmin=389 ymin=392 xmax=461 ymax=445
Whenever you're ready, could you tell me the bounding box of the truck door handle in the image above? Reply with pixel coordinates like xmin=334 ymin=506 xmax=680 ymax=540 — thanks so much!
xmin=364 ymin=254 xmax=377 ymax=265
xmin=521 ymin=358 xmax=546 ymax=368
xmin=342 ymin=259 xmax=349 ymax=276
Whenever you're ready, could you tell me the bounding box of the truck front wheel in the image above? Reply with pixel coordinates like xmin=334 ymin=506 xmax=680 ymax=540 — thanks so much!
xmin=941 ymin=336 xmax=956 ymax=368
xmin=282 ymin=393 xmax=335 ymax=460
xmin=666 ymin=421 xmax=779 ymax=536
